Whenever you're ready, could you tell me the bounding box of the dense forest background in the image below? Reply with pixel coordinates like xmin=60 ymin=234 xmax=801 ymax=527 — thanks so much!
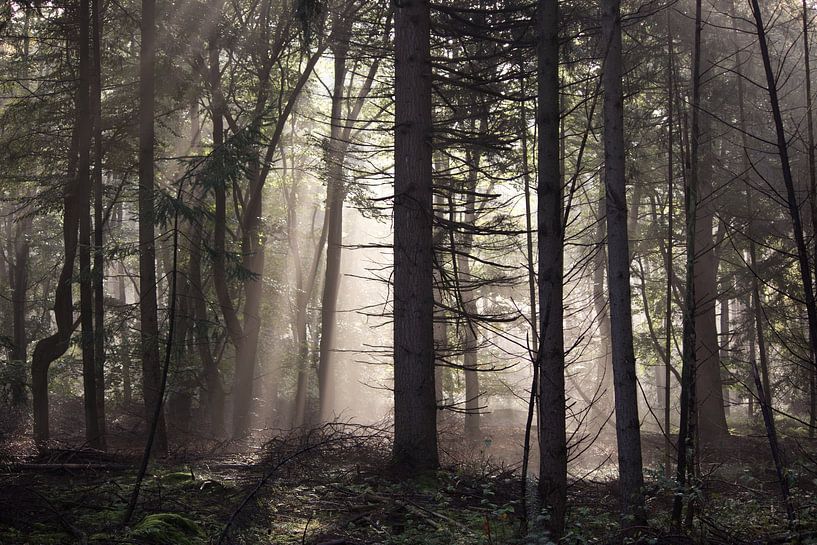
xmin=2 ymin=0 xmax=817 ymax=543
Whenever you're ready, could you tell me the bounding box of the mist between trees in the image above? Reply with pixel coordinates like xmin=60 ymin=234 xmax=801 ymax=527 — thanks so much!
xmin=2 ymin=0 xmax=817 ymax=543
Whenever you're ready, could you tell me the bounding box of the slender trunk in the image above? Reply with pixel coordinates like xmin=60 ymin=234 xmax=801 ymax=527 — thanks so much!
xmin=10 ymin=215 xmax=31 ymax=407
xmin=118 ymin=205 xmax=132 ymax=406
xmin=749 ymin=244 xmax=796 ymax=526
xmin=535 ymin=0 xmax=566 ymax=538
xmin=601 ymin=0 xmax=646 ymax=526
xmin=519 ymin=58 xmax=539 ymax=520
xmin=78 ymin=0 xmax=102 ymax=449
xmin=594 ymin=182 xmax=613 ymax=416
xmin=750 ymin=0 xmax=817 ymax=447
xmin=803 ymin=0 xmax=817 ymax=439
xmin=91 ymin=0 xmax=106 ymax=446
xmin=189 ymin=214 xmax=225 ymax=436
xmin=138 ymin=0 xmax=167 ymax=456
xmin=748 ymin=244 xmax=772 ymax=408
xmin=433 ymin=150 xmax=450 ymax=411
xmin=747 ymin=293 xmax=756 ymax=421
xmin=392 ymin=0 xmax=438 ymax=474
xmin=673 ymin=0 xmax=702 ymax=528
xmin=720 ymin=295 xmax=730 ymax=419
xmin=318 ymin=24 xmax=350 ymax=421
xmin=460 ymin=116 xmax=485 ymax=442
xmin=664 ymin=9 xmax=675 ymax=477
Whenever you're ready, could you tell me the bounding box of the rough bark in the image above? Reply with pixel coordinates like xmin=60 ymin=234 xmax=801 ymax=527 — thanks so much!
xmin=601 ymin=0 xmax=647 ymax=526
xmin=392 ymin=0 xmax=439 ymax=474
xmin=535 ymin=0 xmax=567 ymax=538
xmin=673 ymin=0 xmax=703 ymax=528
xmin=91 ymin=0 xmax=106 ymax=445
xmin=803 ymin=0 xmax=817 ymax=438
xmin=79 ymin=0 xmax=103 ymax=450
xmin=138 ymin=0 xmax=168 ymax=456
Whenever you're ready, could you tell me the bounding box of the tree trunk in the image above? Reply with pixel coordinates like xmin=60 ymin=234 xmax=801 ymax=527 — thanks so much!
xmin=460 ymin=116 xmax=486 ymax=443
xmin=803 ymin=0 xmax=817 ymax=438
xmin=118 ymin=205 xmax=132 ymax=407
xmin=664 ymin=9 xmax=675 ymax=476
xmin=138 ymin=0 xmax=168 ymax=456
xmin=601 ymin=0 xmax=647 ymax=526
xmin=750 ymin=0 xmax=817 ymax=447
xmin=10 ymin=214 xmax=31 ymax=407
xmin=392 ymin=0 xmax=438 ymax=474
xmin=535 ymin=0 xmax=567 ymax=538
xmin=32 ymin=98 xmax=81 ymax=445
xmin=673 ymin=0 xmax=703 ymax=528
xmin=318 ymin=23 xmax=350 ymax=422
xmin=79 ymin=0 xmax=103 ymax=449
xmin=91 ymin=0 xmax=106 ymax=446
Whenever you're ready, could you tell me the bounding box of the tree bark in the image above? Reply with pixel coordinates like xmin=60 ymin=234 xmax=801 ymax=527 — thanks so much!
xmin=317 ymin=21 xmax=350 ymax=422
xmin=78 ymin=0 xmax=103 ymax=450
xmin=91 ymin=0 xmax=106 ymax=446
xmin=392 ymin=0 xmax=438 ymax=474
xmin=673 ymin=0 xmax=703 ymax=527
xmin=535 ymin=0 xmax=567 ymax=538
xmin=750 ymin=0 xmax=817 ymax=448
xmin=803 ymin=0 xmax=817 ymax=438
xmin=601 ymin=0 xmax=647 ymax=526
xmin=138 ymin=0 xmax=168 ymax=456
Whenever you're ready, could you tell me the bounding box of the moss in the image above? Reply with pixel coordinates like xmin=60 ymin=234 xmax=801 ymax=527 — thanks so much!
xmin=160 ymin=471 xmax=195 ymax=484
xmin=130 ymin=513 xmax=204 ymax=545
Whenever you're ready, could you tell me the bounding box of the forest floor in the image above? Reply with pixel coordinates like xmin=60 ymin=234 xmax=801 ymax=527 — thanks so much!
xmin=2 ymin=414 xmax=817 ymax=545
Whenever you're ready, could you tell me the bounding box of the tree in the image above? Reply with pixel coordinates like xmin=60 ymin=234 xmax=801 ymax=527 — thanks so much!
xmin=535 ymin=0 xmax=567 ymax=538
xmin=392 ymin=0 xmax=439 ymax=474
xmin=79 ymin=0 xmax=103 ymax=450
xmin=138 ymin=0 xmax=168 ymax=456
xmin=600 ymin=0 xmax=647 ymax=525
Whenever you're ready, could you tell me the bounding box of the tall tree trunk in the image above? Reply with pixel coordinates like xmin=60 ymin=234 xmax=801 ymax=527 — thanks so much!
xmin=91 ymin=0 xmax=106 ymax=446
xmin=535 ymin=0 xmax=566 ymax=538
xmin=79 ymin=0 xmax=103 ymax=450
xmin=433 ymin=184 xmax=448 ymax=409
xmin=189 ymin=212 xmax=225 ymax=436
xmin=460 ymin=116 xmax=486 ymax=442
xmin=118 ymin=205 xmax=132 ymax=407
xmin=594 ymin=182 xmax=613 ymax=416
xmin=138 ymin=0 xmax=168 ymax=456
xmin=693 ymin=3 xmax=729 ymax=445
xmin=750 ymin=0 xmax=817 ymax=447
xmin=519 ymin=51 xmax=539 ymax=529
xmin=664 ymin=9 xmax=675 ymax=477
xmin=673 ymin=0 xmax=703 ymax=527
xmin=601 ymin=0 xmax=647 ymax=526
xmin=803 ymin=0 xmax=817 ymax=438
xmin=392 ymin=0 xmax=438 ymax=474
xmin=318 ymin=22 xmax=350 ymax=422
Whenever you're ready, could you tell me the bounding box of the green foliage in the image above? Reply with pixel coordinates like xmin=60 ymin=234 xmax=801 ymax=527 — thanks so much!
xmin=130 ymin=513 xmax=205 ymax=545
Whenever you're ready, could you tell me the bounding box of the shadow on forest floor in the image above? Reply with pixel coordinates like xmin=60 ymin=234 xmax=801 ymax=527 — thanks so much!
xmin=1 ymin=414 xmax=817 ymax=544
